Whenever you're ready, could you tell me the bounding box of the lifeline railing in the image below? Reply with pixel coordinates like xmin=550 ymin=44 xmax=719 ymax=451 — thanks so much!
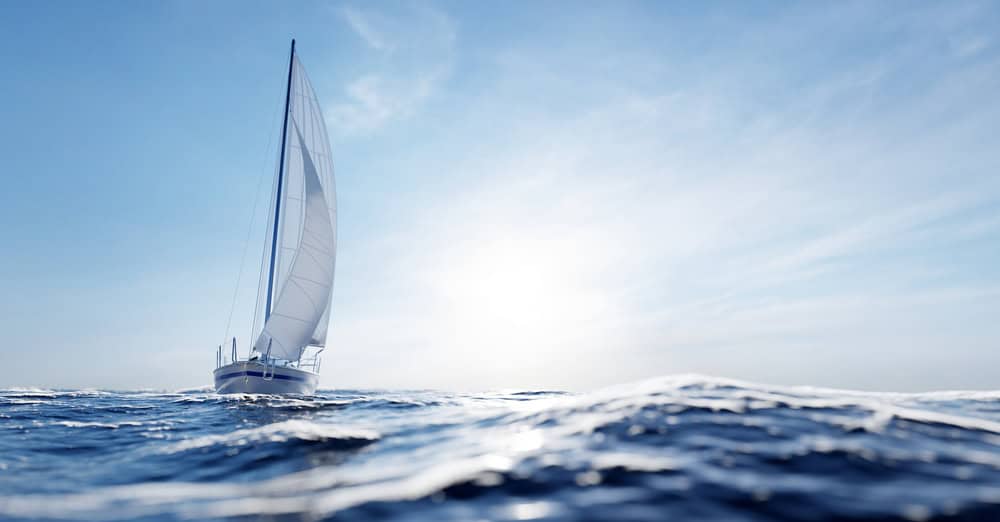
xmin=215 ymin=338 xmax=240 ymax=369
xmin=297 ymin=348 xmax=324 ymax=372
xmin=261 ymin=342 xmax=275 ymax=380
xmin=215 ymin=338 xmax=323 ymax=373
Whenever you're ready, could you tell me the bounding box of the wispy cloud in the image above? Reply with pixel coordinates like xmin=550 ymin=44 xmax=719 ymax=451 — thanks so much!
xmin=339 ymin=6 xmax=391 ymax=52
xmin=329 ymin=4 xmax=455 ymax=135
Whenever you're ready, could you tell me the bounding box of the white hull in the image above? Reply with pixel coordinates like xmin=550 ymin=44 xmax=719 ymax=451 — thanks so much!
xmin=213 ymin=361 xmax=319 ymax=395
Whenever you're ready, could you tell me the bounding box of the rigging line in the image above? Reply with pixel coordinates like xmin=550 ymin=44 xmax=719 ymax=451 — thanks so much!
xmin=222 ymin=77 xmax=286 ymax=352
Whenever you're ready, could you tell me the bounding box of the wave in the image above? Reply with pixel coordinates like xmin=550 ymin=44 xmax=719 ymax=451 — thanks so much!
xmin=52 ymin=421 xmax=145 ymax=429
xmin=160 ymin=419 xmax=379 ymax=454
xmin=0 ymin=375 xmax=997 ymax=521
xmin=172 ymin=385 xmax=215 ymax=394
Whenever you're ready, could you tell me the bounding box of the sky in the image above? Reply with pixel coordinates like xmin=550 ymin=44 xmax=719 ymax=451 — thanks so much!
xmin=1 ymin=1 xmax=998 ymax=392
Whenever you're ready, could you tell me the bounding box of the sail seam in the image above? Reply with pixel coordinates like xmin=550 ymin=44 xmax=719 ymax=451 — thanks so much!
xmin=290 ymin=274 xmax=330 ymax=288
xmin=269 ymin=312 xmax=312 ymax=324
xmin=289 ymin=278 xmax=322 ymax=317
xmin=297 ymin=248 xmax=334 ymax=280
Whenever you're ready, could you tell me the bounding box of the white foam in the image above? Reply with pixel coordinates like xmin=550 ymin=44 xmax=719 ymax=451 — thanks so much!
xmin=54 ymin=421 xmax=144 ymax=429
xmin=161 ymin=420 xmax=379 ymax=454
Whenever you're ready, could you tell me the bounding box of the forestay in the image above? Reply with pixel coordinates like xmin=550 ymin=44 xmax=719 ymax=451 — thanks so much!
xmin=253 ymin=54 xmax=337 ymax=362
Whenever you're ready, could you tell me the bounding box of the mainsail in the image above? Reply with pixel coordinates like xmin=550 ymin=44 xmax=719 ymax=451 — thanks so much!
xmin=253 ymin=44 xmax=337 ymax=362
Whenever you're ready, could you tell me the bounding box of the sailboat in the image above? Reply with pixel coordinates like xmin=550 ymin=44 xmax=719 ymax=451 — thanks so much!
xmin=214 ymin=40 xmax=337 ymax=395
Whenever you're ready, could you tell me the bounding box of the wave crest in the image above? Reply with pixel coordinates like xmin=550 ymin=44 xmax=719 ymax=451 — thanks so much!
xmin=161 ymin=420 xmax=379 ymax=454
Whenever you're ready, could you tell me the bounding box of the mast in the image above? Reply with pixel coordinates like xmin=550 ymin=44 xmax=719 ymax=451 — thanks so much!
xmin=265 ymin=39 xmax=296 ymax=321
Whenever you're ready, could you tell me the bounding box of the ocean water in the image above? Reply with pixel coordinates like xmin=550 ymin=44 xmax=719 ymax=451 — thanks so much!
xmin=1 ymin=376 xmax=999 ymax=522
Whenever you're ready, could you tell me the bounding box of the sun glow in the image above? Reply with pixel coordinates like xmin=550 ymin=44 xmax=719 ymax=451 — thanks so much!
xmin=434 ymin=237 xmax=604 ymax=370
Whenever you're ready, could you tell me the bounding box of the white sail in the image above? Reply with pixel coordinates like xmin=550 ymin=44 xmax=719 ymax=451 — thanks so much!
xmin=254 ymin=53 xmax=337 ymax=361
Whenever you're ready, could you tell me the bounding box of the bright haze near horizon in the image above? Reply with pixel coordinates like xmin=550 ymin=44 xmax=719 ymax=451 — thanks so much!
xmin=1 ymin=1 xmax=998 ymax=392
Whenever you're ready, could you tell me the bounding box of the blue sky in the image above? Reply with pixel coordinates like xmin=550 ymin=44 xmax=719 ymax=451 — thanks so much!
xmin=1 ymin=1 xmax=998 ymax=391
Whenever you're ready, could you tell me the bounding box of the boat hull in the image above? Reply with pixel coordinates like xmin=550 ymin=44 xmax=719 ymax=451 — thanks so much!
xmin=213 ymin=361 xmax=319 ymax=395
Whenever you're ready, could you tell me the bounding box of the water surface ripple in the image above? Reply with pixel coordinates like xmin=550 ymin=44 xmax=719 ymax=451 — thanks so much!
xmin=1 ymin=375 xmax=999 ymax=521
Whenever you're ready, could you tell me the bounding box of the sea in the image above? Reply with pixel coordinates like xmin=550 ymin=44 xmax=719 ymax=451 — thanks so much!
xmin=1 ymin=375 xmax=998 ymax=521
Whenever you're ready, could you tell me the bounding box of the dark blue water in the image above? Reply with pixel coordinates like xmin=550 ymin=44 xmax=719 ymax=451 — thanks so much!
xmin=1 ymin=376 xmax=999 ymax=521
